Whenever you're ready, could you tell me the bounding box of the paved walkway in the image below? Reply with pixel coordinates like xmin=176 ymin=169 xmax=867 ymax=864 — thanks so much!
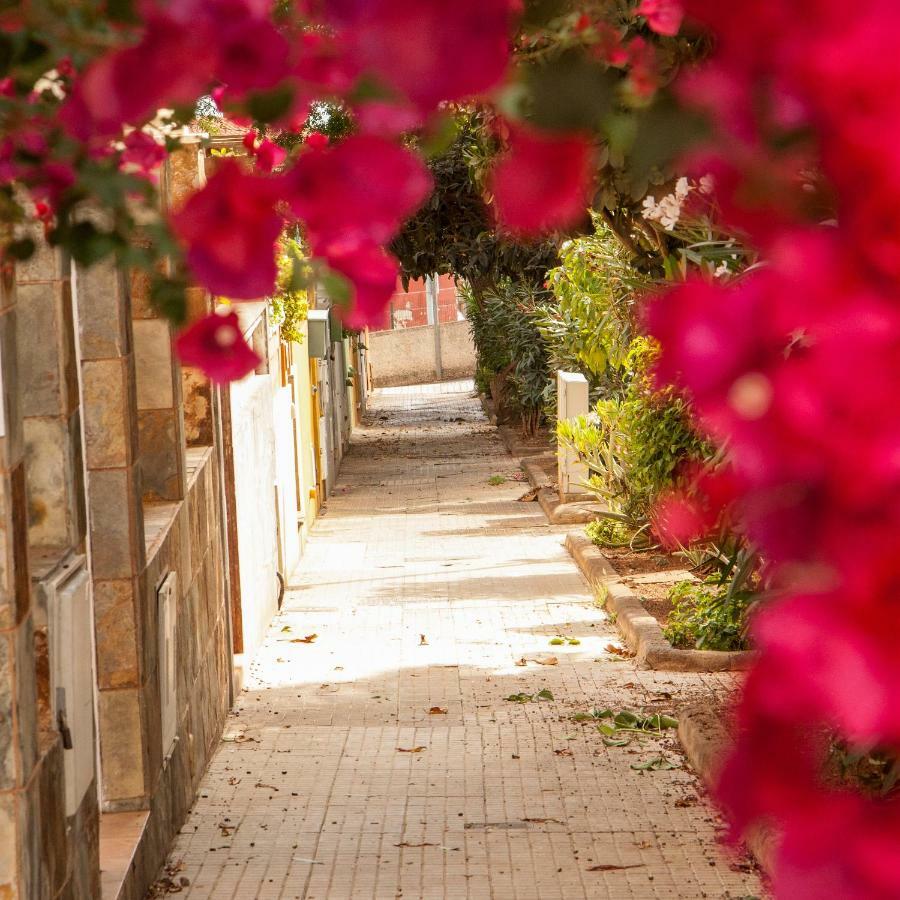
xmin=163 ymin=381 xmax=763 ymax=900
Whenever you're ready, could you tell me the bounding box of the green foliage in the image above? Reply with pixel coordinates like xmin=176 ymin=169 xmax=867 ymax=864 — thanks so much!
xmin=663 ymin=579 xmax=750 ymax=652
xmin=558 ymin=338 xmax=708 ymax=522
xmin=539 ymin=216 xmax=649 ymax=381
xmin=269 ymin=237 xmax=309 ymax=344
xmin=585 ymin=517 xmax=633 ymax=548
xmin=392 ymin=111 xmax=559 ymax=295
xmin=464 ymin=280 xmax=551 ymax=434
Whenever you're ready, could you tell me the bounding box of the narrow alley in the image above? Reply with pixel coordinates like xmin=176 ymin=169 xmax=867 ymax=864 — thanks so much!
xmin=161 ymin=381 xmax=763 ymax=900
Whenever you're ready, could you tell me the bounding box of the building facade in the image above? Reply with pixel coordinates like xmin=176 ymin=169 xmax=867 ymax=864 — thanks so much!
xmin=0 ymin=136 xmax=366 ymax=899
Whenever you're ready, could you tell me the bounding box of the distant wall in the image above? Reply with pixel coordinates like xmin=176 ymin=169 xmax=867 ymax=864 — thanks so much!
xmin=368 ymin=320 xmax=476 ymax=387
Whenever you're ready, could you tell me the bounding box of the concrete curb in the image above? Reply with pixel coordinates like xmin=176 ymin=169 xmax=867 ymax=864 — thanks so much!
xmin=677 ymin=704 xmax=779 ymax=876
xmin=520 ymin=455 xmax=608 ymax=525
xmin=537 ymin=489 xmax=608 ymax=525
xmin=564 ymin=533 xmax=755 ymax=672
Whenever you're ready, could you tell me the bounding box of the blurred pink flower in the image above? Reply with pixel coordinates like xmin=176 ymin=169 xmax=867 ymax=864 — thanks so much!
xmin=490 ymin=125 xmax=595 ymax=236
xmin=170 ymin=159 xmax=282 ymax=299
xmin=636 ymin=0 xmax=684 ymax=36
xmin=175 ymin=310 xmax=261 ymax=383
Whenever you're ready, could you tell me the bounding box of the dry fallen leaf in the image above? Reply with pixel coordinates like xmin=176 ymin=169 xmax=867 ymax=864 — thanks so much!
xmin=516 ymin=488 xmax=539 ymax=502
xmin=419 ymin=634 xmax=428 ymax=645
xmin=218 ymin=823 xmax=235 ymax=837
xmin=291 ymin=634 xmax=318 ymax=644
xmin=397 ymin=746 xmax=427 ymax=753
xmin=394 ymin=841 xmax=436 ymax=848
xmin=428 ymin=707 xmax=448 ymax=715
xmin=535 ymin=656 xmax=558 ymax=666
xmin=553 ymin=748 xmax=573 ymax=757
xmin=605 ymin=643 xmax=633 ymax=658
xmin=514 ymin=657 xmax=528 ymax=667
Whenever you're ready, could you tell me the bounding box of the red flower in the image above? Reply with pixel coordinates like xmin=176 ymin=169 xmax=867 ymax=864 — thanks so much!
xmin=319 ymin=236 xmax=399 ymax=328
xmin=284 ymin=134 xmax=432 ymax=246
xmin=120 ymin=131 xmax=167 ymax=179
xmin=62 ymin=14 xmax=215 ymax=139
xmin=170 ymin=159 xmax=283 ymax=299
xmin=489 ymin=125 xmax=595 ymax=236
xmin=323 ymin=0 xmax=514 ymax=112
xmin=254 ymin=139 xmax=287 ymax=173
xmin=175 ymin=310 xmax=261 ymax=383
xmin=636 ymin=0 xmax=684 ymax=36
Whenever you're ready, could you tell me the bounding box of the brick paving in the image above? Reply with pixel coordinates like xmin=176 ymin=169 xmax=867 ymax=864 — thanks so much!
xmin=161 ymin=380 xmax=764 ymax=900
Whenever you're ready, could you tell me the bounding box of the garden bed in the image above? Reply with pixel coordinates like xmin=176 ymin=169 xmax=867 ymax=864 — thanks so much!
xmin=565 ymin=533 xmax=755 ymax=672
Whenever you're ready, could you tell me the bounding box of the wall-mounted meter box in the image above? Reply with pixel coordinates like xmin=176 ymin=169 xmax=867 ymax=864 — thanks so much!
xmin=307 ymin=310 xmax=330 ymax=358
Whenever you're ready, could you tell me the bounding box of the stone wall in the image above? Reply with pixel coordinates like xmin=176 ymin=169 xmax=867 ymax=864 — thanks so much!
xmin=0 ymin=139 xmax=238 ymax=900
xmin=115 ymin=448 xmax=231 ymax=900
xmin=367 ymin=319 xmax=476 ymax=387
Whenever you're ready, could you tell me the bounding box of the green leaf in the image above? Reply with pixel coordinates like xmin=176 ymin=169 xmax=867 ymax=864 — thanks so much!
xmin=246 ymin=84 xmax=295 ymax=123
xmin=150 ymin=277 xmax=188 ymax=327
xmin=631 ymin=755 xmax=681 ymax=771
xmin=536 ymin=689 xmax=554 ymax=701
xmin=524 ymin=50 xmax=616 ymax=133
xmin=614 ymin=711 xmax=640 ymax=728
xmin=3 ymin=238 xmax=34 ymax=261
xmin=319 ymin=270 xmax=353 ymax=306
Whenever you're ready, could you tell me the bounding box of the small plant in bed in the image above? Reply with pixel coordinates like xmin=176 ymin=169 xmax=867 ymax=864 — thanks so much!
xmin=585 ymin=517 xmax=634 ymax=548
xmin=663 ymin=579 xmax=752 ymax=652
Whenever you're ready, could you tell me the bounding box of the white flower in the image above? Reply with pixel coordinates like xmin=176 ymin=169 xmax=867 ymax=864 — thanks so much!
xmin=715 ymin=262 xmax=730 ymax=278
xmin=641 ymin=195 xmax=659 ymax=219
xmin=657 ymin=194 xmax=683 ymax=230
xmin=675 ymin=176 xmax=690 ymax=200
xmin=699 ymin=174 xmax=715 ymax=195
xmin=33 ymin=70 xmax=66 ymax=101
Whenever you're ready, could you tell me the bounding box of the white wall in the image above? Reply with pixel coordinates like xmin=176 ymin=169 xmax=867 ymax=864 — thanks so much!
xmin=367 ymin=320 xmax=476 ymax=387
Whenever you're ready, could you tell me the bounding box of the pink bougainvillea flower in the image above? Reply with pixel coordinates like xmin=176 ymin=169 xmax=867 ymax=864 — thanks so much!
xmin=214 ymin=16 xmax=291 ymax=96
xmin=170 ymin=159 xmax=283 ymax=299
xmin=318 ymin=236 xmax=398 ymax=328
xmin=636 ymin=0 xmax=684 ymax=36
xmin=323 ymin=0 xmax=515 ymax=112
xmin=253 ymin=138 xmax=287 ymax=173
xmin=284 ymin=134 xmax=432 ymax=245
xmin=625 ymin=36 xmax=660 ymax=97
xmin=120 ymin=130 xmax=167 ymax=178
xmin=175 ymin=310 xmax=261 ymax=383
xmin=353 ymin=100 xmax=422 ymax=137
xmin=62 ymin=14 xmax=216 ymax=139
xmin=490 ymin=125 xmax=595 ymax=236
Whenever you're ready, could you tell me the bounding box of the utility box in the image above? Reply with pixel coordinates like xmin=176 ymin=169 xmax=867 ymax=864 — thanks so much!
xmin=557 ymin=370 xmax=590 ymax=500
xmin=158 ymin=572 xmax=178 ymax=760
xmin=307 ymin=310 xmax=329 ymax=359
xmin=48 ymin=556 xmax=96 ymax=817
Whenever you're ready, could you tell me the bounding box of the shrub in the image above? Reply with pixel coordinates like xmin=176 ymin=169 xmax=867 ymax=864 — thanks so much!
xmin=558 ymin=338 xmax=710 ymax=523
xmin=270 ymin=237 xmax=309 ymax=344
xmin=585 ymin=518 xmax=633 ymax=547
xmin=464 ymin=280 xmax=550 ymax=435
xmin=663 ymin=579 xmax=751 ymax=652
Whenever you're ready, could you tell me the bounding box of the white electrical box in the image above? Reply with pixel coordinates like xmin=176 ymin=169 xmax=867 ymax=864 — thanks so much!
xmin=158 ymin=572 xmax=178 ymax=760
xmin=48 ymin=556 xmax=96 ymax=817
xmin=557 ymin=370 xmax=591 ymax=499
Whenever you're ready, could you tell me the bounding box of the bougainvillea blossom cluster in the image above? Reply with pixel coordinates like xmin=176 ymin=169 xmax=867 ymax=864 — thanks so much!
xmin=8 ymin=1 xmax=900 ymax=893
xmin=645 ymin=1 xmax=900 ymax=895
